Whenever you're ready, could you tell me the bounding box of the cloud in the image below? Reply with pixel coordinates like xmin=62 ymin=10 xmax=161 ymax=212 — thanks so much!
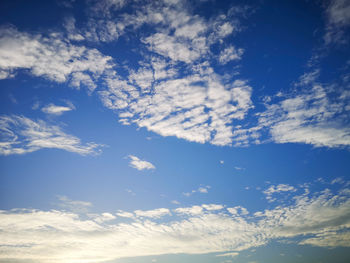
xmin=116 ymin=210 xmax=134 ymax=218
xmin=173 ymin=205 xmax=204 ymax=215
xmin=324 ymin=0 xmax=350 ymax=44
xmin=1 ymin=2 xmax=255 ymax=148
xmin=263 ymin=184 xmax=296 ymax=202
xmin=227 ymin=206 xmax=249 ymax=216
xmin=183 ymin=185 xmax=211 ymax=196
xmin=198 ymin=187 xmax=209 ymax=193
xmin=56 ymin=195 xmax=92 ymax=213
xmin=1 ymin=184 xmax=349 ymax=262
xmin=41 ymin=103 xmax=74 ymax=115
xmin=92 ymin=212 xmax=116 ymax=223
xmin=257 ymin=83 xmax=350 ymax=148
xmin=263 ymin=184 xmax=296 ymax=195
xmin=87 ymin=1 xmax=254 ymax=147
xmin=218 ymin=46 xmax=244 ymax=64
xmin=134 ymin=208 xmax=171 ymax=219
xmin=216 ymin=252 xmax=239 ymax=258
xmin=144 ymin=33 xmax=206 ymax=63
xmin=0 ymin=115 xmax=103 ymax=155
xmin=0 ymin=26 xmax=113 ymax=92
xmin=128 ymin=155 xmax=155 ymax=170
xmin=100 ymin=72 xmax=254 ymax=146
xmin=202 ymin=204 xmax=224 ymax=211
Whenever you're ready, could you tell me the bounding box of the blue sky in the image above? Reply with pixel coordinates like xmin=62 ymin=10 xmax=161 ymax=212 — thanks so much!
xmin=0 ymin=0 xmax=350 ymax=262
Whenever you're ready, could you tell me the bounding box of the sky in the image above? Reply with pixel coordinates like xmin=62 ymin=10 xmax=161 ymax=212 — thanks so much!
xmin=0 ymin=0 xmax=350 ymax=262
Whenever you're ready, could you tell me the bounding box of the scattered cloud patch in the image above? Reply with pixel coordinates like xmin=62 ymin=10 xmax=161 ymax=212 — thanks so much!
xmin=128 ymin=155 xmax=155 ymax=171
xmin=41 ymin=103 xmax=74 ymax=115
xmin=134 ymin=208 xmax=171 ymax=219
xmin=171 ymin=200 xmax=180 ymax=205
xmin=183 ymin=185 xmax=211 ymax=196
xmin=219 ymin=46 xmax=244 ymax=64
xmin=263 ymin=184 xmax=296 ymax=202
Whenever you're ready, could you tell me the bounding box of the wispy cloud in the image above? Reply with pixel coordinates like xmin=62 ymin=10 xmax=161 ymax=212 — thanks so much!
xmin=324 ymin=0 xmax=350 ymax=44
xmin=183 ymin=185 xmax=211 ymax=196
xmin=0 ymin=115 xmax=103 ymax=155
xmin=128 ymin=155 xmax=155 ymax=170
xmin=56 ymin=195 xmax=92 ymax=213
xmin=41 ymin=103 xmax=74 ymax=115
xmin=216 ymin=252 xmax=239 ymax=258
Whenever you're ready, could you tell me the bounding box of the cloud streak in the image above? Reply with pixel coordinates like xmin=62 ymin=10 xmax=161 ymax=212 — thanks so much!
xmin=0 ymin=115 xmax=103 ymax=155
xmin=41 ymin=103 xmax=74 ymax=116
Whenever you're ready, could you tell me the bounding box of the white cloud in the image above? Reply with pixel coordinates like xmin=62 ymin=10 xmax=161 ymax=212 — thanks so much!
xmin=134 ymin=208 xmax=171 ymax=219
xmin=0 ymin=26 xmax=113 ymax=92
xmin=128 ymin=155 xmax=155 ymax=170
xmin=0 ymin=115 xmax=103 ymax=155
xmin=41 ymin=103 xmax=74 ymax=115
xmin=174 ymin=205 xmax=204 ymax=215
xmin=57 ymin=195 xmax=92 ymax=213
xmin=331 ymin=177 xmax=345 ymax=184
xmin=299 ymin=231 xmax=350 ymax=247
xmin=93 ymin=212 xmax=116 ymax=223
xmin=183 ymin=185 xmax=211 ymax=196
xmin=116 ymin=210 xmax=134 ymax=218
xmin=258 ymin=84 xmax=350 ymax=148
xmin=100 ymin=72 xmax=253 ymax=146
xmin=216 ymin=252 xmax=239 ymax=258
xmin=218 ymin=46 xmax=244 ymax=64
xmin=263 ymin=184 xmax=296 ymax=195
xmin=144 ymin=33 xmax=206 ymax=63
xmin=198 ymin=187 xmax=209 ymax=193
xmin=324 ymin=0 xmax=350 ymax=44
xmin=0 ymin=185 xmax=350 ymax=262
xmin=263 ymin=184 xmax=296 ymax=202
xmin=227 ymin=206 xmax=249 ymax=216
xmin=63 ymin=16 xmax=85 ymax=41
xmin=202 ymin=204 xmax=224 ymax=211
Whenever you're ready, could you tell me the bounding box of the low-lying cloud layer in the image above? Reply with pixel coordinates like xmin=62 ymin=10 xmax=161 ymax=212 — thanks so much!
xmin=1 ymin=183 xmax=349 ymax=263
